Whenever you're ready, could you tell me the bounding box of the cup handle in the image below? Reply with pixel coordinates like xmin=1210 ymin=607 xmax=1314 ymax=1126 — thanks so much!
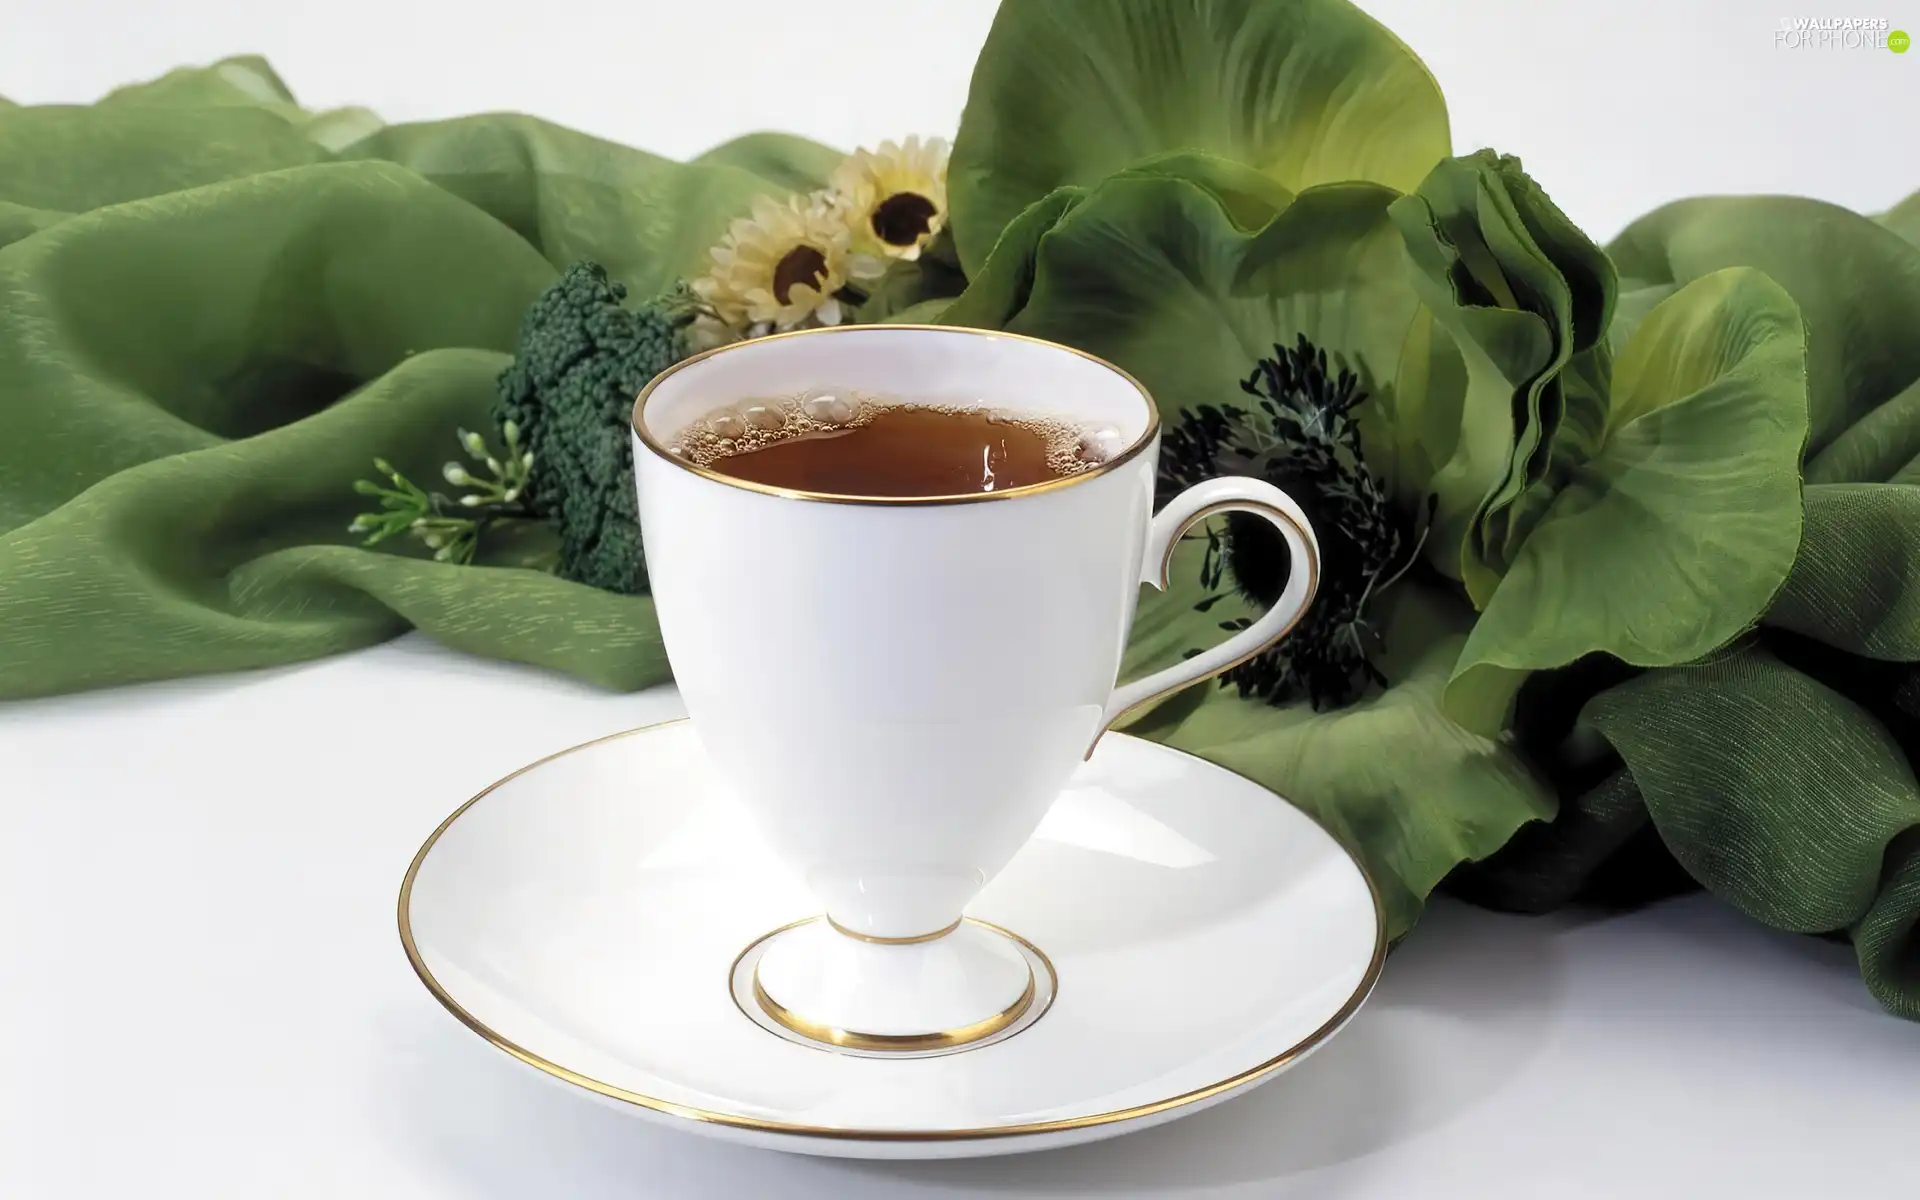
xmin=1088 ymin=476 xmax=1320 ymax=757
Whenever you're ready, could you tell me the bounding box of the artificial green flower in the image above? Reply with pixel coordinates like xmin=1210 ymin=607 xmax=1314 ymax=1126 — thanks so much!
xmin=933 ymin=0 xmax=1814 ymax=944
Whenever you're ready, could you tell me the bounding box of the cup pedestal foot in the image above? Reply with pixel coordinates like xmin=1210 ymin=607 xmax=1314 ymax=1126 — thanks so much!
xmin=740 ymin=918 xmax=1051 ymax=1055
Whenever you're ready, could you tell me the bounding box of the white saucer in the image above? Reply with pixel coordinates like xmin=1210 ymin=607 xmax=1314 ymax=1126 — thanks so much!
xmin=398 ymin=720 xmax=1383 ymax=1160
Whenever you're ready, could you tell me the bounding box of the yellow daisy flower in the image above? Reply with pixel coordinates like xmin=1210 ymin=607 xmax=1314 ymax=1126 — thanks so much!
xmin=692 ymin=194 xmax=864 ymax=332
xmin=831 ymin=136 xmax=950 ymax=262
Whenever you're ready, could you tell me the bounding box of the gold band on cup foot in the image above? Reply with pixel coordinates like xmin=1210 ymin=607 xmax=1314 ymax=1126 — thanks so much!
xmin=753 ymin=972 xmax=1034 ymax=1053
xmin=729 ymin=916 xmax=1059 ymax=1060
xmin=825 ymin=916 xmax=962 ymax=945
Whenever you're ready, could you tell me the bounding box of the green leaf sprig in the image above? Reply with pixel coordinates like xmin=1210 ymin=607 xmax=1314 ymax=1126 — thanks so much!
xmin=349 ymin=422 xmax=536 ymax=564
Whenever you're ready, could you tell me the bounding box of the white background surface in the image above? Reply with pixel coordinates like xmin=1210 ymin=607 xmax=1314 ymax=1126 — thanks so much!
xmin=3 ymin=1 xmax=1919 ymax=1196
xmin=4 ymin=0 xmax=1915 ymax=240
xmin=5 ymin=643 xmax=1918 ymax=1200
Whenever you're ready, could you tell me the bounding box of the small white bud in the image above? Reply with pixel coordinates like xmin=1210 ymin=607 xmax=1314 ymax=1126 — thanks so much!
xmin=410 ymin=518 xmax=426 ymax=530
xmin=422 ymin=532 xmax=445 ymax=548
xmin=460 ymin=494 xmax=483 ymax=507
xmin=522 ymin=451 xmax=535 ymax=469
xmin=502 ymin=419 xmax=520 ymax=445
xmin=502 ymin=487 xmax=520 ymax=503
xmin=442 ymin=463 xmax=472 ymax=485
xmin=433 ymin=545 xmax=455 ymax=562
xmin=485 ymin=457 xmax=504 ymax=475
xmin=461 ymin=429 xmax=487 ymax=457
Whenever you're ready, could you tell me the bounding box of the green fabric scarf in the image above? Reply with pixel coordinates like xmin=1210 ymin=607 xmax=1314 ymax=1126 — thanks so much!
xmin=0 ymin=58 xmax=836 ymax=696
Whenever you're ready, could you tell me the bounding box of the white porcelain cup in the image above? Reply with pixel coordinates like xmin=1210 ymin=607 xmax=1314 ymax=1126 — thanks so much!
xmin=632 ymin=325 xmax=1317 ymax=1047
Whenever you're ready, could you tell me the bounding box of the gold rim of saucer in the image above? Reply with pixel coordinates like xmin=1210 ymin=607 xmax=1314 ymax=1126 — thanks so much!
xmin=628 ymin=324 xmax=1162 ymax=508
xmin=396 ymin=718 xmax=1389 ymax=1143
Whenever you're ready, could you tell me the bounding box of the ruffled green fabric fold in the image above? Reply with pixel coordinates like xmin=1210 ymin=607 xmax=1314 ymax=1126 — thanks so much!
xmin=0 ymin=61 xmax=834 ymax=698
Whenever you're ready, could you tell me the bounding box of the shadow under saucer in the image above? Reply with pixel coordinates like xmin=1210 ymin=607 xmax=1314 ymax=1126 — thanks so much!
xmin=853 ymin=898 xmax=1566 ymax=1193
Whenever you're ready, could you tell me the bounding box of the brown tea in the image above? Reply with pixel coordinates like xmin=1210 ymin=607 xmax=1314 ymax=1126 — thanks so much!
xmin=670 ymin=396 xmax=1117 ymax=497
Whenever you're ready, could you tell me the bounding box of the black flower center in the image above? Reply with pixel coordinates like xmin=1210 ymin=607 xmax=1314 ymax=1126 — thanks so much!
xmin=871 ymin=192 xmax=938 ymax=246
xmin=772 ymin=245 xmax=829 ymax=305
xmin=1156 ymin=334 xmax=1425 ymax=711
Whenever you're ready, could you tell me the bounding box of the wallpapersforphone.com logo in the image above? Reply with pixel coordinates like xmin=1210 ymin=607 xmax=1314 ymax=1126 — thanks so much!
xmin=1774 ymin=16 xmax=1910 ymax=50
